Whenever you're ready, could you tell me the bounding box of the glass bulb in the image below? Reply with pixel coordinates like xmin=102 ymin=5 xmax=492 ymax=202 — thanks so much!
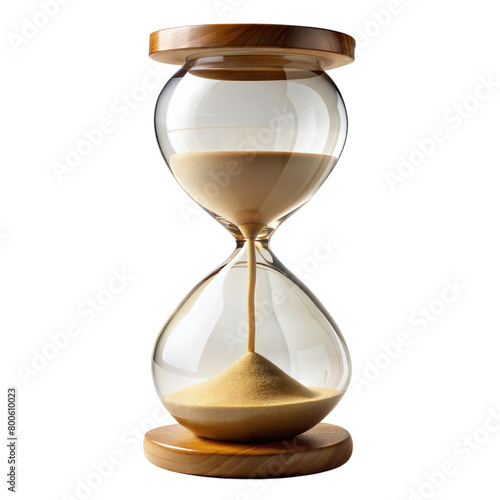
xmin=155 ymin=54 xmax=348 ymax=239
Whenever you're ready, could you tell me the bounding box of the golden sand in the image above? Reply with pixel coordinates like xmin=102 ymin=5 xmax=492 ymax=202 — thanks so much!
xmin=163 ymin=353 xmax=343 ymax=442
xmin=169 ymin=151 xmax=336 ymax=228
xmin=165 ymin=151 xmax=340 ymax=442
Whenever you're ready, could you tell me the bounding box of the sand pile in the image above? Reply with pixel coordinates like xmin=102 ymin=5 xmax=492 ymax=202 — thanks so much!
xmin=163 ymin=353 xmax=342 ymax=442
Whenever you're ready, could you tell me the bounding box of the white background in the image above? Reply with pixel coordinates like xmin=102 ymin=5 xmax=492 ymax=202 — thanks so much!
xmin=2 ymin=0 xmax=500 ymax=499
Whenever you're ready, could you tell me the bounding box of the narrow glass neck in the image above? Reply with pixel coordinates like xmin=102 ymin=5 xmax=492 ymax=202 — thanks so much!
xmin=228 ymin=221 xmax=281 ymax=245
xmin=235 ymin=238 xmax=271 ymax=251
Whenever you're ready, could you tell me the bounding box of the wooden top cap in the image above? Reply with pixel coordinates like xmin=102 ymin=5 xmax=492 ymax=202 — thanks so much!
xmin=149 ymin=24 xmax=355 ymax=70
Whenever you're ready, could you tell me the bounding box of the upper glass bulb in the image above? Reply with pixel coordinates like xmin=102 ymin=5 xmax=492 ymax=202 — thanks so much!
xmin=155 ymin=54 xmax=348 ymax=239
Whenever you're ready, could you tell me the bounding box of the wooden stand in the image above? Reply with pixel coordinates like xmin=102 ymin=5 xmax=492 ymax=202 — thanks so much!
xmin=144 ymin=423 xmax=352 ymax=478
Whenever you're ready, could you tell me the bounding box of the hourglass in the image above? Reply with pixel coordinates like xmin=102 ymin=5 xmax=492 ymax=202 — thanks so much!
xmin=143 ymin=24 xmax=356 ymax=478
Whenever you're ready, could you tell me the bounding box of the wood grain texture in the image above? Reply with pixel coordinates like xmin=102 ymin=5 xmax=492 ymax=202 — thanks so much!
xmin=149 ymin=24 xmax=355 ymax=70
xmin=144 ymin=423 xmax=353 ymax=478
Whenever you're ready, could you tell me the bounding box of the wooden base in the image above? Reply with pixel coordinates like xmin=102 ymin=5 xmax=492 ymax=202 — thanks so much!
xmin=144 ymin=423 xmax=352 ymax=478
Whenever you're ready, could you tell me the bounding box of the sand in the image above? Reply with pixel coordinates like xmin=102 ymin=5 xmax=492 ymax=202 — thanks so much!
xmin=163 ymin=353 xmax=343 ymax=442
xmin=239 ymin=224 xmax=263 ymax=353
xmin=165 ymin=151 xmax=340 ymax=442
xmin=169 ymin=151 xmax=336 ymax=228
